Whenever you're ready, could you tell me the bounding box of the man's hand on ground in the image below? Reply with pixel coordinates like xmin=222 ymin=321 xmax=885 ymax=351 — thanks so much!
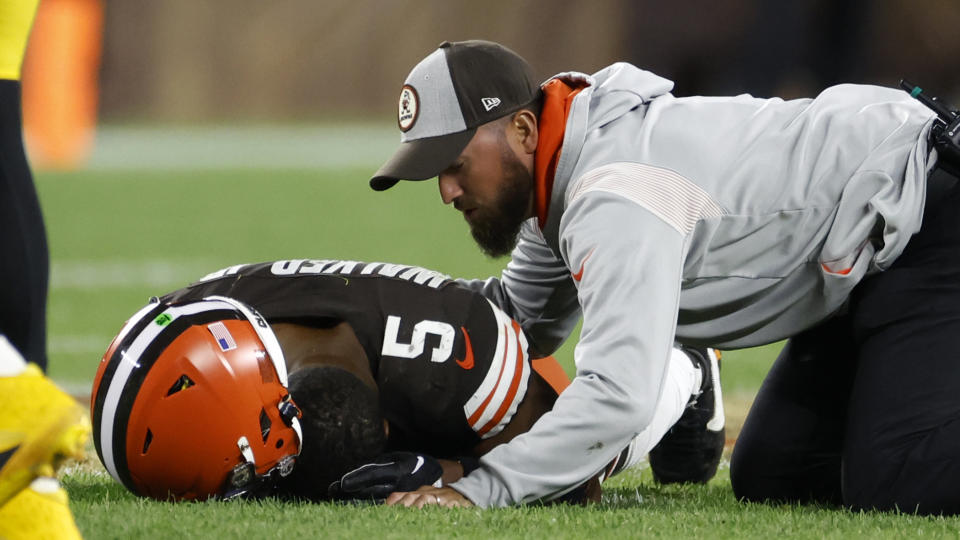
xmin=385 ymin=486 xmax=475 ymax=508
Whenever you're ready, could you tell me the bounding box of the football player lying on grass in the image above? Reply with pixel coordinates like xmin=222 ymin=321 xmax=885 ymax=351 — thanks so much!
xmin=91 ymin=259 xmax=721 ymax=505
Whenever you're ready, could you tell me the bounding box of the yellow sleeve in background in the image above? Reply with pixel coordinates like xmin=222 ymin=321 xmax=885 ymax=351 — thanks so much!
xmin=0 ymin=0 xmax=41 ymax=80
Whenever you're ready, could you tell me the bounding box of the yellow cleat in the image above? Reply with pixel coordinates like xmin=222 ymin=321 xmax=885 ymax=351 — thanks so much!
xmin=0 ymin=363 xmax=90 ymax=508
xmin=0 ymin=477 xmax=82 ymax=540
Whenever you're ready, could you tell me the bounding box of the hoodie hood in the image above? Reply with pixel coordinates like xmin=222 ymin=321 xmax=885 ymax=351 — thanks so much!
xmin=540 ymin=63 xmax=675 ymax=249
xmin=557 ymin=63 xmax=673 ymax=133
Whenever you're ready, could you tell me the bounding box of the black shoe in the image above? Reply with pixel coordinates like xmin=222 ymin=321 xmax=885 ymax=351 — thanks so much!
xmin=648 ymin=347 xmax=725 ymax=484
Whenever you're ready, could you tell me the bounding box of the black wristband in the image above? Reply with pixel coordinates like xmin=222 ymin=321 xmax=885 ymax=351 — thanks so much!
xmin=457 ymin=456 xmax=481 ymax=476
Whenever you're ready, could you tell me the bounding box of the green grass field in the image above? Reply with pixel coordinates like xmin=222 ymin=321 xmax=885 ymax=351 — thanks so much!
xmin=35 ymin=162 xmax=960 ymax=538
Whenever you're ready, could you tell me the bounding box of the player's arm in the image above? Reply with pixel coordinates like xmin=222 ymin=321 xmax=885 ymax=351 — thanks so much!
xmin=470 ymin=369 xmax=558 ymax=456
xmin=330 ymin=314 xmax=566 ymax=500
xmin=449 ymin=191 xmax=688 ymax=507
xmin=333 ymin=369 xmax=570 ymax=502
xmin=433 ymin=369 xmax=561 ymax=486
xmin=457 ymin=220 xmax=581 ymax=358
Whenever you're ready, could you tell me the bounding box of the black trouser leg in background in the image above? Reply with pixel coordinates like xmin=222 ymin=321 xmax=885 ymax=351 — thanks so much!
xmin=842 ymin=169 xmax=960 ymax=514
xmin=730 ymin=313 xmax=857 ymax=506
xmin=733 ymin=169 xmax=960 ymax=515
xmin=0 ymin=79 xmax=49 ymax=370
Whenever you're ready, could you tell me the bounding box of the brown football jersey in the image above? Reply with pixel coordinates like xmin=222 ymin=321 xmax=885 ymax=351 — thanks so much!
xmin=162 ymin=259 xmax=532 ymax=457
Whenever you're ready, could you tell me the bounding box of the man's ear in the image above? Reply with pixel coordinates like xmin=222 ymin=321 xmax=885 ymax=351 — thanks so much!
xmin=512 ymin=110 xmax=539 ymax=154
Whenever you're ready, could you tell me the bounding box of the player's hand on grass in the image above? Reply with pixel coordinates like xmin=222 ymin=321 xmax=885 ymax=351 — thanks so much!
xmin=385 ymin=486 xmax=475 ymax=508
xmin=328 ymin=451 xmax=443 ymax=500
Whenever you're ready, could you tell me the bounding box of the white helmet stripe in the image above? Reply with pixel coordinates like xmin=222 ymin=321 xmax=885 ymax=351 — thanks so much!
xmin=108 ymin=299 xmax=162 ymax=353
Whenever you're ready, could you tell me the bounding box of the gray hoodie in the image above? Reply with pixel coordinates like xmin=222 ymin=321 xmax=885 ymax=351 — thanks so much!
xmin=452 ymin=62 xmax=937 ymax=506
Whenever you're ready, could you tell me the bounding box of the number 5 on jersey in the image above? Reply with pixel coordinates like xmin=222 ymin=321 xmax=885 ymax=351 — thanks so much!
xmin=381 ymin=315 xmax=455 ymax=363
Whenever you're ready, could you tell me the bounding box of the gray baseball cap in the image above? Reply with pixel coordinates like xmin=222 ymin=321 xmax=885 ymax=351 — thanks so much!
xmin=369 ymin=40 xmax=539 ymax=191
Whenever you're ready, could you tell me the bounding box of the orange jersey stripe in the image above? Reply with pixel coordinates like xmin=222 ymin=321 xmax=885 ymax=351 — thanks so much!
xmin=466 ymin=320 xmax=512 ymax=427
xmin=477 ymin=321 xmax=528 ymax=436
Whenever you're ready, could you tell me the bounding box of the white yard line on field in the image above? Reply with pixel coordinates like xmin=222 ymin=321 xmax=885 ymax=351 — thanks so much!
xmin=85 ymin=124 xmax=398 ymax=170
xmin=50 ymin=259 xmax=216 ymax=289
xmin=50 ymin=334 xmax=112 ymax=355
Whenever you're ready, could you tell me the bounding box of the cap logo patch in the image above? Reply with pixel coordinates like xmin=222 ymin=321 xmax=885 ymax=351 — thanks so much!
xmin=481 ymin=97 xmax=501 ymax=112
xmin=398 ymin=85 xmax=420 ymax=132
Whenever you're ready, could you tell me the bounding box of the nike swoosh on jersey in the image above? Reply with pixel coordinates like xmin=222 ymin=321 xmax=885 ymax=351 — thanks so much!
xmin=456 ymin=327 xmax=475 ymax=370
xmin=411 ymin=455 xmax=425 ymax=474
xmin=572 ymin=249 xmax=594 ymax=282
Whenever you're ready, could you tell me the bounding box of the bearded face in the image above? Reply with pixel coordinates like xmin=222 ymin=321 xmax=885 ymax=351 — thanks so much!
xmin=438 ymin=117 xmax=536 ymax=258
xmin=463 ymin=134 xmax=533 ymax=258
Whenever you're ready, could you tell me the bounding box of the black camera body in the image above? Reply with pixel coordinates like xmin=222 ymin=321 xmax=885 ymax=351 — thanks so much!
xmin=901 ymin=80 xmax=960 ymax=177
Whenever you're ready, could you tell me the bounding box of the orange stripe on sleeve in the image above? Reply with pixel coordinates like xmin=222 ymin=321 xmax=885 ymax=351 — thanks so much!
xmin=477 ymin=321 xmax=528 ymax=436
xmin=466 ymin=321 xmax=511 ymax=427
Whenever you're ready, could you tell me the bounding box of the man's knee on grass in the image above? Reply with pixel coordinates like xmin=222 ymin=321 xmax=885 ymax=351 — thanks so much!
xmin=729 ymin=435 xmax=843 ymax=506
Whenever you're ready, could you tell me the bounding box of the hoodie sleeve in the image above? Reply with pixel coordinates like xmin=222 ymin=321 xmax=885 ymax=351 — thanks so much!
xmin=451 ymin=190 xmax=688 ymax=506
xmin=456 ymin=220 xmax=581 ymax=358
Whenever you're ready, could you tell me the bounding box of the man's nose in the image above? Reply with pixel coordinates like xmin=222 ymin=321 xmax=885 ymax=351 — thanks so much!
xmin=438 ymin=174 xmax=464 ymax=205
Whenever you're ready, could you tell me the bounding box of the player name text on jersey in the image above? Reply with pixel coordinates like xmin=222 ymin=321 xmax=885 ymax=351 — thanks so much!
xmin=198 ymin=259 xmax=452 ymax=289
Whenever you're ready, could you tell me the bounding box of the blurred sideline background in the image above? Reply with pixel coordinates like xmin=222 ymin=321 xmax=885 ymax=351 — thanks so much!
xmin=20 ymin=1 xmax=960 ymax=427
xmin=23 ymin=0 xmax=960 ymax=168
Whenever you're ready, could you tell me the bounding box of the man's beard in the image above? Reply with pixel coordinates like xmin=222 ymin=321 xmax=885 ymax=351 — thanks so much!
xmin=468 ymin=140 xmax=533 ymax=258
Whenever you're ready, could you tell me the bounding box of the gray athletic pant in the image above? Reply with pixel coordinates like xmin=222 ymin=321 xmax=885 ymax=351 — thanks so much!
xmin=731 ymin=167 xmax=960 ymax=515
